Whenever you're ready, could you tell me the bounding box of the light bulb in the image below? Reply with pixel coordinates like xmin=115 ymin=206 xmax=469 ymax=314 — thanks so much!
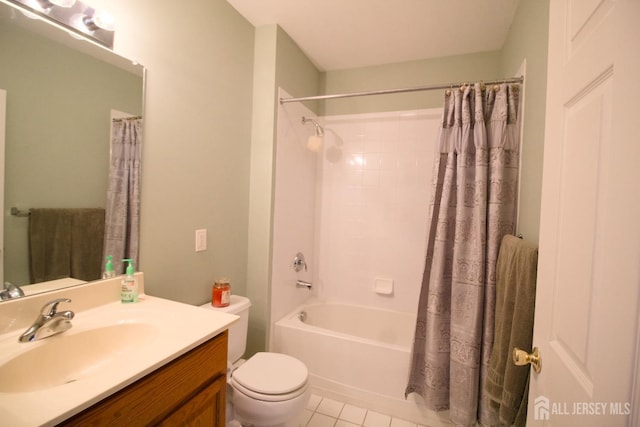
xmin=92 ymin=10 xmax=115 ymax=31
xmin=49 ymin=0 xmax=76 ymax=7
xmin=83 ymin=10 xmax=115 ymax=31
xmin=36 ymin=0 xmax=76 ymax=9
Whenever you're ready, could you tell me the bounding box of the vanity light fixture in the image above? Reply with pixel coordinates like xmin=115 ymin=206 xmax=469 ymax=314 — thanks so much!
xmin=37 ymin=0 xmax=76 ymax=8
xmin=6 ymin=0 xmax=115 ymax=48
xmin=17 ymin=0 xmax=46 ymax=13
xmin=82 ymin=9 xmax=114 ymax=31
xmin=49 ymin=0 xmax=75 ymax=6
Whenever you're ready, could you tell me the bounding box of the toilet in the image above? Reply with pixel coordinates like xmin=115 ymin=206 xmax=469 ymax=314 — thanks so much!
xmin=201 ymin=295 xmax=310 ymax=427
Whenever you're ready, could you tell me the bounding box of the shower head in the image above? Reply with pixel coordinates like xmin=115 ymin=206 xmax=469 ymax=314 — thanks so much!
xmin=302 ymin=116 xmax=324 ymax=152
xmin=301 ymin=116 xmax=324 ymax=136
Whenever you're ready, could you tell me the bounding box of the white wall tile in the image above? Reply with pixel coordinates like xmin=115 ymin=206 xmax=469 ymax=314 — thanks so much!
xmin=316 ymin=109 xmax=441 ymax=313
xmin=272 ymin=107 xmax=442 ymax=330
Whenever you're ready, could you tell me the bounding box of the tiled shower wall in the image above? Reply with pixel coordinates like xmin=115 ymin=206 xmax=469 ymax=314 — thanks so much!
xmin=271 ymin=105 xmax=443 ymax=346
xmin=315 ymin=109 xmax=442 ymax=313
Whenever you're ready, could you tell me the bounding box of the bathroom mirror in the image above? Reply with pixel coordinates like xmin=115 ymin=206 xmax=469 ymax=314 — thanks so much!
xmin=0 ymin=1 xmax=145 ymax=299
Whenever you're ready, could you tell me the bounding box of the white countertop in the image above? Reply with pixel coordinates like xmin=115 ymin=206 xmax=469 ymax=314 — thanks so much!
xmin=0 ymin=281 xmax=237 ymax=427
xmin=21 ymin=277 xmax=87 ymax=296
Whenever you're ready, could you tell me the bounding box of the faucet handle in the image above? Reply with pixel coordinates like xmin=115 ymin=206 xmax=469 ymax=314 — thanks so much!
xmin=0 ymin=282 xmax=25 ymax=300
xmin=40 ymin=298 xmax=71 ymax=316
xmin=293 ymin=252 xmax=308 ymax=272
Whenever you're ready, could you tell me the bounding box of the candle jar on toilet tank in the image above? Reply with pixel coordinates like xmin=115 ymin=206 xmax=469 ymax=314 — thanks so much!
xmin=212 ymin=278 xmax=231 ymax=307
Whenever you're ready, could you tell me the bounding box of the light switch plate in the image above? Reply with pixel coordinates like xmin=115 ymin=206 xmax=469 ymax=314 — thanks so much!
xmin=195 ymin=229 xmax=207 ymax=252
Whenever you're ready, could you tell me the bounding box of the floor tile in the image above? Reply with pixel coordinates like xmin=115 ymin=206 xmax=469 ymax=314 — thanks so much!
xmin=364 ymin=410 xmax=392 ymax=427
xmin=297 ymin=408 xmax=313 ymax=426
xmin=390 ymin=418 xmax=417 ymax=427
xmin=306 ymin=394 xmax=322 ymax=411
xmin=301 ymin=393 xmax=436 ymax=427
xmin=307 ymin=412 xmax=338 ymax=427
xmin=339 ymin=403 xmax=367 ymax=424
xmin=316 ymin=397 xmax=345 ymax=418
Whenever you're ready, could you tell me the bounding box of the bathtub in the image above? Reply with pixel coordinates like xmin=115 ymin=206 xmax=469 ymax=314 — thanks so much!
xmin=273 ymin=300 xmax=448 ymax=425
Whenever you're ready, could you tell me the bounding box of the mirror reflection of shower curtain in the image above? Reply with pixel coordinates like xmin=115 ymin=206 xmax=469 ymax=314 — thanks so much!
xmin=103 ymin=117 xmax=142 ymax=275
xmin=405 ymin=83 xmax=521 ymax=426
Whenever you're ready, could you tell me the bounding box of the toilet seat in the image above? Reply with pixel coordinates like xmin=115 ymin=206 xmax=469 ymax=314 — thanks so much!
xmin=231 ymin=377 xmax=309 ymax=402
xmin=230 ymin=352 xmax=308 ymax=402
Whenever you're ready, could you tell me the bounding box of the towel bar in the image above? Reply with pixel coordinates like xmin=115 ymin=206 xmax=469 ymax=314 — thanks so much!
xmin=10 ymin=207 xmax=30 ymax=217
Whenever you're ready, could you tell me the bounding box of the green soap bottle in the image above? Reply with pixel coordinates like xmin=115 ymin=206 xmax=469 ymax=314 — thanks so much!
xmin=102 ymin=255 xmax=115 ymax=279
xmin=121 ymin=259 xmax=138 ymax=303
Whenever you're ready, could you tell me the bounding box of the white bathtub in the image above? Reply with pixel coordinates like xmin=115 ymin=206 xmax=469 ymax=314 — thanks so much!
xmin=273 ymin=300 xmax=448 ymax=425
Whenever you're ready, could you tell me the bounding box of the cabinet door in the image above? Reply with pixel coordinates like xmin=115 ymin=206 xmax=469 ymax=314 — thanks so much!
xmin=60 ymin=333 xmax=227 ymax=426
xmin=160 ymin=375 xmax=226 ymax=427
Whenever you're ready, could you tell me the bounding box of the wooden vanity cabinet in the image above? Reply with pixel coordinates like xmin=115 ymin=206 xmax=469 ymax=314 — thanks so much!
xmin=59 ymin=331 xmax=228 ymax=427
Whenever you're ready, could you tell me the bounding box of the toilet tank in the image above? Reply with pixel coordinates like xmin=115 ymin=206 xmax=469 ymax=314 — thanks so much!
xmin=200 ymin=295 xmax=251 ymax=363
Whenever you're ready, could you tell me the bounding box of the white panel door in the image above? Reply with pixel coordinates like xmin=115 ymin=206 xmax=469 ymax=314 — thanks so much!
xmin=528 ymin=0 xmax=640 ymax=426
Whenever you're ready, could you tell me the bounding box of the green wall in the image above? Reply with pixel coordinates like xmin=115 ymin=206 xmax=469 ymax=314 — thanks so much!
xmin=500 ymin=0 xmax=550 ymax=243
xmin=0 ymin=22 xmax=142 ymax=285
xmin=125 ymin=0 xmax=255 ymax=306
xmin=276 ymin=29 xmax=321 ymax=114
xmin=320 ymin=51 xmax=502 ymax=115
xmin=246 ymin=24 xmax=278 ymax=358
xmin=246 ymin=25 xmax=321 ymax=356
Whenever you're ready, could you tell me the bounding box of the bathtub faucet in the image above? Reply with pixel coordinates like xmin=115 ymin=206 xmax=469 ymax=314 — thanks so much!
xmin=296 ymin=280 xmax=312 ymax=290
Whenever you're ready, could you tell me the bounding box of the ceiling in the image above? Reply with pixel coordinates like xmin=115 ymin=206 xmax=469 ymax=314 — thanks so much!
xmin=226 ymin=0 xmax=520 ymax=71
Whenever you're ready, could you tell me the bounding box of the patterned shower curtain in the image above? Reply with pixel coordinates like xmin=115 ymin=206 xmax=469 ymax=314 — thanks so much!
xmin=102 ymin=117 xmax=142 ymax=275
xmin=405 ymin=83 xmax=521 ymax=426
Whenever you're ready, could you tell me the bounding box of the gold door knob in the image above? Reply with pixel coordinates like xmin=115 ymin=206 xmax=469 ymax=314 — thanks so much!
xmin=513 ymin=347 xmax=542 ymax=373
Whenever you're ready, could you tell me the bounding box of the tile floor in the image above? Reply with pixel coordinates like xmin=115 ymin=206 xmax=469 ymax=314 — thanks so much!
xmin=298 ymin=394 xmax=430 ymax=427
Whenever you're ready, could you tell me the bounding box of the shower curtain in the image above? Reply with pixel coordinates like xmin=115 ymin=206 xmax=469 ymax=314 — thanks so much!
xmin=103 ymin=117 xmax=142 ymax=275
xmin=405 ymin=83 xmax=521 ymax=426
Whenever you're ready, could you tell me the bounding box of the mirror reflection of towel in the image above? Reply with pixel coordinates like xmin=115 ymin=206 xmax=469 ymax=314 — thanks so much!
xmin=29 ymin=208 xmax=105 ymax=283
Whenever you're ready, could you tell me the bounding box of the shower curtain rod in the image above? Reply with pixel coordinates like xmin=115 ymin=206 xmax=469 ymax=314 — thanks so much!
xmin=279 ymin=76 xmax=524 ymax=104
xmin=112 ymin=116 xmax=142 ymax=122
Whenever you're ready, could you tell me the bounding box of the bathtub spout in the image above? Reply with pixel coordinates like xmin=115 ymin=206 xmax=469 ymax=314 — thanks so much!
xmin=296 ymin=280 xmax=312 ymax=290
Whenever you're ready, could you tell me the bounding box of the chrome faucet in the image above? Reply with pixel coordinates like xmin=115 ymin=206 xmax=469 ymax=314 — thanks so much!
xmin=0 ymin=282 xmax=25 ymax=300
xmin=296 ymin=280 xmax=312 ymax=290
xmin=293 ymin=252 xmax=308 ymax=272
xmin=18 ymin=298 xmax=74 ymax=343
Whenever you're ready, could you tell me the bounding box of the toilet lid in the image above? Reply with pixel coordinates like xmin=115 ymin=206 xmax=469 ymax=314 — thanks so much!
xmin=231 ymin=352 xmax=308 ymax=395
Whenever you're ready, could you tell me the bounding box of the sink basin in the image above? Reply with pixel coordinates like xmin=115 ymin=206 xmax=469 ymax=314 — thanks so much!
xmin=0 ymin=323 xmax=157 ymax=393
xmin=0 ymin=286 xmax=239 ymax=427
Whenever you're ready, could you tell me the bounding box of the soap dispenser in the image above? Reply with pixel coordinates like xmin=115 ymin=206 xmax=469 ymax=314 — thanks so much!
xmin=120 ymin=259 xmax=138 ymax=303
xmin=102 ymin=255 xmax=115 ymax=279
